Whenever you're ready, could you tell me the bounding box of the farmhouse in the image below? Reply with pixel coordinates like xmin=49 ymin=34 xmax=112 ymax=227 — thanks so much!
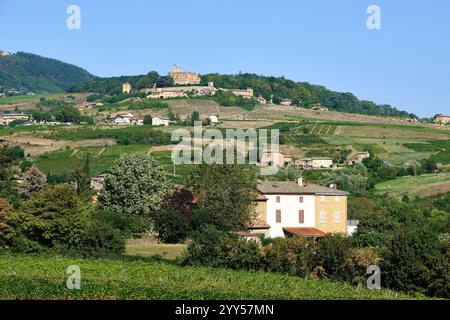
xmin=220 ymin=88 xmax=254 ymax=99
xmin=257 ymin=95 xmax=267 ymax=105
xmin=249 ymin=179 xmax=348 ymax=238
xmin=434 ymin=114 xmax=450 ymax=124
xmin=208 ymin=115 xmax=219 ymax=125
xmin=295 ymin=157 xmax=333 ymax=169
xmin=110 ymin=112 xmax=142 ymax=125
xmin=259 ymin=151 xmax=286 ymax=167
xmin=347 ymin=151 xmax=370 ymax=165
xmin=0 ymin=113 xmax=29 ymax=126
xmin=152 ymin=116 xmax=172 ymax=126
xmin=280 ymin=98 xmax=293 ymax=106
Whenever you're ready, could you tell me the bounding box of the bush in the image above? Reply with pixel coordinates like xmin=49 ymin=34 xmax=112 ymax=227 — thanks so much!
xmin=313 ymin=233 xmax=352 ymax=280
xmin=0 ymin=198 xmax=16 ymax=248
xmin=263 ymin=237 xmax=315 ymax=277
xmin=215 ymin=235 xmax=263 ymax=271
xmin=97 ymin=210 xmax=152 ymax=238
xmin=344 ymin=247 xmax=379 ymax=285
xmin=182 ymin=224 xmax=224 ymax=266
xmin=153 ymin=208 xmax=189 ymax=244
xmin=75 ymin=220 xmax=125 ymax=258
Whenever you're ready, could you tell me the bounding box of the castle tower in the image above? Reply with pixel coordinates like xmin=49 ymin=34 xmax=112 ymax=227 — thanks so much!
xmin=122 ymin=83 xmax=132 ymax=94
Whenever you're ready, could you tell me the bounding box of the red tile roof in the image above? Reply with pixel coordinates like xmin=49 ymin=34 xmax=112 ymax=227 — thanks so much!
xmin=282 ymin=227 xmax=326 ymax=237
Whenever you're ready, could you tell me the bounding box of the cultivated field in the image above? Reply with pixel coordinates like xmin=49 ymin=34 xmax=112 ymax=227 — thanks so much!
xmin=0 ymin=255 xmax=417 ymax=300
xmin=374 ymin=172 xmax=450 ymax=198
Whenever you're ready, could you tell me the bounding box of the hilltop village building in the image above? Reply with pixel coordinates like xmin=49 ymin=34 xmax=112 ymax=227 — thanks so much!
xmin=250 ymin=179 xmax=348 ymax=238
xmin=295 ymin=157 xmax=333 ymax=169
xmin=169 ymin=64 xmax=201 ymax=85
xmin=434 ymin=114 xmax=450 ymax=124
xmin=123 ymin=65 xmax=255 ymax=100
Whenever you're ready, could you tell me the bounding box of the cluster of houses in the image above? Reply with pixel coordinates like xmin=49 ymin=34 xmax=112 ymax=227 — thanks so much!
xmin=106 ymin=112 xmax=219 ymax=127
xmin=258 ymin=150 xmax=371 ymax=169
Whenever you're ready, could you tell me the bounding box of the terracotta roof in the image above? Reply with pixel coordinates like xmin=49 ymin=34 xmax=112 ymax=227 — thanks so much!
xmin=257 ymin=181 xmax=348 ymax=196
xmin=283 ymin=227 xmax=326 ymax=237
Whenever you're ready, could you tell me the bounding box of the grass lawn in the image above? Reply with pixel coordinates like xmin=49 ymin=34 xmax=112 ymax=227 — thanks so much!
xmin=374 ymin=172 xmax=450 ymax=198
xmin=125 ymin=243 xmax=187 ymax=260
xmin=0 ymin=255 xmax=419 ymax=300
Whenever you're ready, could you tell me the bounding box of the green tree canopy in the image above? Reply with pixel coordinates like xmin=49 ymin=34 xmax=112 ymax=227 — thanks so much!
xmin=98 ymin=153 xmax=172 ymax=216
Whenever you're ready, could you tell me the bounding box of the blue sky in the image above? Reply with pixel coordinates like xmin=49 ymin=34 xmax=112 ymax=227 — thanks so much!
xmin=1 ymin=0 xmax=449 ymax=117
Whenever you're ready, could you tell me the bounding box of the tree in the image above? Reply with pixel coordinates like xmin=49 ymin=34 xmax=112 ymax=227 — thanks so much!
xmin=18 ymin=166 xmax=47 ymax=200
xmin=153 ymin=208 xmax=189 ymax=244
xmin=0 ymin=198 xmax=16 ymax=248
xmin=328 ymin=171 xmax=370 ymax=195
xmin=190 ymin=111 xmax=200 ymax=125
xmin=143 ymin=115 xmax=152 ymax=125
xmin=99 ymin=153 xmax=172 ymax=216
xmin=167 ymin=108 xmax=176 ymax=121
xmin=187 ymin=164 xmax=258 ymax=231
xmin=55 ymin=105 xmax=81 ymax=123
xmin=18 ymin=184 xmax=88 ymax=248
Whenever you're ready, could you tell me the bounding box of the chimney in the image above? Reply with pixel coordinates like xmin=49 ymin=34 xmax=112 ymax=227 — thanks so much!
xmin=297 ymin=177 xmax=303 ymax=187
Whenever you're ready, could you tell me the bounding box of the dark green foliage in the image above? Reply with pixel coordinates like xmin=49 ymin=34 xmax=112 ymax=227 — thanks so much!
xmin=213 ymin=90 xmax=258 ymax=110
xmin=313 ymin=233 xmax=352 ymax=280
xmin=0 ymin=52 xmax=94 ymax=93
xmin=74 ymin=220 xmax=125 ymax=258
xmin=96 ymin=210 xmax=152 ymax=239
xmin=381 ymin=227 xmax=440 ymax=295
xmin=153 ymin=208 xmax=189 ymax=244
xmin=215 ymin=235 xmax=263 ymax=271
xmin=182 ymin=224 xmax=225 ymax=266
xmin=187 ymin=164 xmax=258 ymax=231
xmin=143 ymin=115 xmax=152 ymax=125
xmin=201 ymin=73 xmax=416 ymax=118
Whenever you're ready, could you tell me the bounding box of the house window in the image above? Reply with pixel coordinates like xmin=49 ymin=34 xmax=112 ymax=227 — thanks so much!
xmin=320 ymin=196 xmax=325 ymax=203
xmin=320 ymin=211 xmax=326 ymax=224
xmin=276 ymin=196 xmax=281 ymax=203
xmin=299 ymin=196 xmax=304 ymax=203
xmin=334 ymin=212 xmax=340 ymax=224
xmin=335 ymin=196 xmax=340 ymax=203
xmin=276 ymin=210 xmax=281 ymax=223
xmin=299 ymin=210 xmax=304 ymax=224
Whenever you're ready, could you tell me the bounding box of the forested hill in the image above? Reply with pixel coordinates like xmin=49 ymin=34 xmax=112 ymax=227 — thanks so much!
xmin=200 ymin=73 xmax=417 ymax=118
xmin=0 ymin=52 xmax=94 ymax=93
xmin=71 ymin=70 xmax=416 ymax=119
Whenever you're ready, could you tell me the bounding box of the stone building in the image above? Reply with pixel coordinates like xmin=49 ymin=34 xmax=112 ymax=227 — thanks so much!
xmin=122 ymin=83 xmax=132 ymax=94
xmin=169 ymin=64 xmax=201 ymax=85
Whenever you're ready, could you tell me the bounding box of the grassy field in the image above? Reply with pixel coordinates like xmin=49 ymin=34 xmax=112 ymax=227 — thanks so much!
xmin=34 ymin=145 xmax=196 ymax=184
xmin=126 ymin=243 xmax=187 ymax=260
xmin=0 ymin=255 xmax=418 ymax=300
xmin=374 ymin=172 xmax=450 ymax=198
xmin=0 ymin=93 xmax=67 ymax=105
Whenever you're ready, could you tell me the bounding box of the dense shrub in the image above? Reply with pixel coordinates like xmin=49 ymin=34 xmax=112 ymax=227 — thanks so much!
xmin=0 ymin=198 xmax=16 ymax=248
xmin=97 ymin=210 xmax=152 ymax=238
xmin=182 ymin=224 xmax=224 ymax=266
xmin=263 ymin=237 xmax=315 ymax=277
xmin=313 ymin=233 xmax=352 ymax=280
xmin=75 ymin=220 xmax=125 ymax=258
xmin=215 ymin=235 xmax=263 ymax=271
xmin=344 ymin=247 xmax=379 ymax=285
xmin=380 ymin=227 xmax=439 ymax=295
xmin=153 ymin=208 xmax=189 ymax=244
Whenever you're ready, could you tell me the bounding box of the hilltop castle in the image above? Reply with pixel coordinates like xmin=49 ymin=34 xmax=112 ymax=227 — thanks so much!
xmin=168 ymin=64 xmax=200 ymax=85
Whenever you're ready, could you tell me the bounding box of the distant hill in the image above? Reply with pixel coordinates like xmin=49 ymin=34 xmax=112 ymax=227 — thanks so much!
xmin=72 ymin=71 xmax=417 ymax=119
xmin=0 ymin=52 xmax=95 ymax=93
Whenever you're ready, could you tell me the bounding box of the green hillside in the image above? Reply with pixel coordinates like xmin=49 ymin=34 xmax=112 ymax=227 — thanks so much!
xmin=0 ymin=52 xmax=94 ymax=93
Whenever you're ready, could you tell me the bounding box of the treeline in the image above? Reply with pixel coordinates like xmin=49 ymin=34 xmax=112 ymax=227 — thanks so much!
xmin=201 ymin=73 xmax=417 ymax=118
xmin=0 ymin=52 xmax=94 ymax=93
xmin=69 ymin=71 xmax=173 ymax=95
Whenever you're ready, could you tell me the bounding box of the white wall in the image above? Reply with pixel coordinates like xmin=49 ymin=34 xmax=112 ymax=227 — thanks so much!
xmin=265 ymin=194 xmax=316 ymax=238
